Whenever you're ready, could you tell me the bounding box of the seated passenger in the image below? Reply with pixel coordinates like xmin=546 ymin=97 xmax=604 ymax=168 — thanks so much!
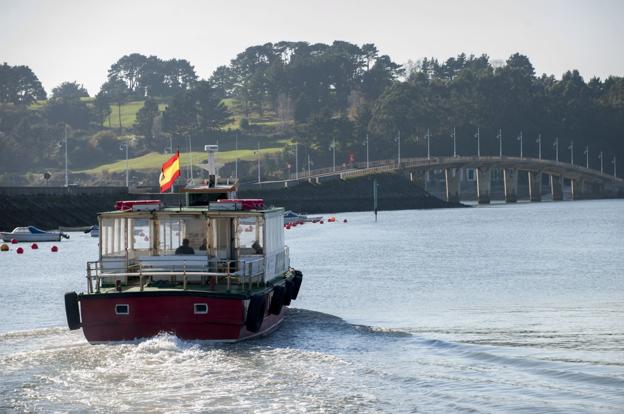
xmin=175 ymin=238 xmax=195 ymax=255
xmin=199 ymin=238 xmax=207 ymax=251
xmin=252 ymin=240 xmax=263 ymax=254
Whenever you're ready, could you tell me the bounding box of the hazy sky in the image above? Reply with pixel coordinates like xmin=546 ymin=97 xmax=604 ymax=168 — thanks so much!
xmin=1 ymin=0 xmax=622 ymax=95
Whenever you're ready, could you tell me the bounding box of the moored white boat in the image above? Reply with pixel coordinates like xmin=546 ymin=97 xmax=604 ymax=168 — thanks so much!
xmin=0 ymin=226 xmax=67 ymax=242
xmin=284 ymin=210 xmax=323 ymax=224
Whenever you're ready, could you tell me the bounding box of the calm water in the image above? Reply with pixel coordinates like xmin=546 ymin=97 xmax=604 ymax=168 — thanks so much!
xmin=0 ymin=200 xmax=623 ymax=413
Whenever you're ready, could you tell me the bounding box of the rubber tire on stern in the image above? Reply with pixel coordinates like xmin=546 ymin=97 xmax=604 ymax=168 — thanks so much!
xmin=269 ymin=285 xmax=285 ymax=315
xmin=245 ymin=294 xmax=267 ymax=333
xmin=283 ymin=280 xmax=293 ymax=306
xmin=64 ymin=292 xmax=81 ymax=330
xmin=291 ymin=272 xmax=303 ymax=300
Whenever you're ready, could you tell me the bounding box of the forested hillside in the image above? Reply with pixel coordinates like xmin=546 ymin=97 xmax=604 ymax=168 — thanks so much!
xmin=1 ymin=41 xmax=622 ymax=185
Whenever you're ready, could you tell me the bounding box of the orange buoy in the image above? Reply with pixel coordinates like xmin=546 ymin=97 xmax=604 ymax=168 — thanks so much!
xmin=16 ymin=247 xmax=24 ymax=254
xmin=11 ymin=238 xmax=18 ymax=244
xmin=0 ymin=243 xmax=9 ymax=252
xmin=31 ymin=243 xmax=39 ymax=249
xmin=51 ymin=245 xmax=59 ymax=252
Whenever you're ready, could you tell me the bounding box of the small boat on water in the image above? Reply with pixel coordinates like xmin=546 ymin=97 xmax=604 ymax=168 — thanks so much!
xmin=84 ymin=225 xmax=99 ymax=238
xmin=284 ymin=210 xmax=323 ymax=224
xmin=0 ymin=226 xmax=68 ymax=242
xmin=64 ymin=176 xmax=303 ymax=343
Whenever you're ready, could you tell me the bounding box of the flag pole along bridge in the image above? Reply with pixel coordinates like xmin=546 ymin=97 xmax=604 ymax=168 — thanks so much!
xmin=255 ymin=155 xmax=624 ymax=204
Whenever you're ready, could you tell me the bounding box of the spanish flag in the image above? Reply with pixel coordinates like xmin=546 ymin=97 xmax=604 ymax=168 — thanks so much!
xmin=159 ymin=151 xmax=180 ymax=192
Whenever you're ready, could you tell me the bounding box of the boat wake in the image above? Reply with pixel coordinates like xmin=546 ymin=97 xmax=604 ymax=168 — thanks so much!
xmin=1 ymin=308 xmax=623 ymax=413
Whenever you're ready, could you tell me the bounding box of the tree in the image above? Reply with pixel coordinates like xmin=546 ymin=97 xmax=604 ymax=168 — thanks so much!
xmin=93 ymin=92 xmax=112 ymax=126
xmin=0 ymin=63 xmax=47 ymax=105
xmin=134 ymin=97 xmax=160 ymax=148
xmin=45 ymin=97 xmax=93 ymax=129
xmin=162 ymin=81 xmax=232 ymax=140
xmin=51 ymin=81 xmax=89 ymax=99
xmin=209 ymin=65 xmax=234 ymax=99
xmin=108 ymin=53 xmax=147 ymax=95
xmin=99 ymin=79 xmax=129 ymax=130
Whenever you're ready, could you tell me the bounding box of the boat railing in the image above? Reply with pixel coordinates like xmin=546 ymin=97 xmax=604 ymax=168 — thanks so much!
xmin=86 ymin=255 xmax=266 ymax=293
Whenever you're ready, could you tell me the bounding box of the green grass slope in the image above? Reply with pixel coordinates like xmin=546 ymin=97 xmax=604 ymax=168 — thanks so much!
xmin=79 ymin=148 xmax=282 ymax=174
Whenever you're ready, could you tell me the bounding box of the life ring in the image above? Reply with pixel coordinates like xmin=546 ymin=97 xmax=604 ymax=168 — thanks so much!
xmin=269 ymin=285 xmax=285 ymax=315
xmin=64 ymin=292 xmax=81 ymax=330
xmin=245 ymin=294 xmax=266 ymax=333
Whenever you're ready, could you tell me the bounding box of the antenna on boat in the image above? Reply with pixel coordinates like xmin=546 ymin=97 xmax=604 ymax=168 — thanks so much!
xmin=204 ymin=144 xmax=219 ymax=187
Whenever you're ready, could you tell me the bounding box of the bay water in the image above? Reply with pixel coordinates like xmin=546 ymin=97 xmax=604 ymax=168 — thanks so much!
xmin=1 ymin=200 xmax=623 ymax=413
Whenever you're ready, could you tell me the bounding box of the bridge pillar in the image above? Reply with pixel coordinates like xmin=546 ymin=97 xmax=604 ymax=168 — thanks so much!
xmin=444 ymin=168 xmax=461 ymax=203
xmin=503 ymin=169 xmax=518 ymax=203
xmin=528 ymin=171 xmax=542 ymax=202
xmin=571 ymin=178 xmax=589 ymax=200
xmin=476 ymin=167 xmax=491 ymax=204
xmin=550 ymin=175 xmax=563 ymax=201
xmin=529 ymin=171 xmax=542 ymax=201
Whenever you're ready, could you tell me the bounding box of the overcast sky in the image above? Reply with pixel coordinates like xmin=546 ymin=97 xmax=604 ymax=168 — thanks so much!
xmin=1 ymin=0 xmax=622 ymax=95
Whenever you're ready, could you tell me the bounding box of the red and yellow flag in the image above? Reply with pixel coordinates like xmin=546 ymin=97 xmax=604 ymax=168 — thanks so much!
xmin=159 ymin=151 xmax=180 ymax=192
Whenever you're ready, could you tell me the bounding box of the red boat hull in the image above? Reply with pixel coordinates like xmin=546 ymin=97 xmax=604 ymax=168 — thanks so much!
xmin=79 ymin=291 xmax=282 ymax=343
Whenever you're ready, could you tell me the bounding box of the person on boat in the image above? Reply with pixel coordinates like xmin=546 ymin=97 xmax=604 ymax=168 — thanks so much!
xmin=175 ymin=238 xmax=195 ymax=255
xmin=199 ymin=238 xmax=207 ymax=251
xmin=252 ymin=240 xmax=263 ymax=254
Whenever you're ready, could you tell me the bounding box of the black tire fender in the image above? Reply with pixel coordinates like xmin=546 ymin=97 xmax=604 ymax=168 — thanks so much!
xmin=269 ymin=285 xmax=285 ymax=315
xmin=283 ymin=280 xmax=294 ymax=306
xmin=64 ymin=292 xmax=81 ymax=330
xmin=245 ymin=294 xmax=266 ymax=333
xmin=291 ymin=271 xmax=303 ymax=300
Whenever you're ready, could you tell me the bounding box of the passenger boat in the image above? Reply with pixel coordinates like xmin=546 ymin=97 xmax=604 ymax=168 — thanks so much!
xmin=0 ymin=226 xmax=68 ymax=242
xmin=64 ymin=178 xmax=303 ymax=343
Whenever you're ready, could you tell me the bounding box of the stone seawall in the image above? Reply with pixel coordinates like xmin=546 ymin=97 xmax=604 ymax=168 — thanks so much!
xmin=0 ymin=174 xmax=462 ymax=231
xmin=239 ymin=174 xmax=464 ymax=214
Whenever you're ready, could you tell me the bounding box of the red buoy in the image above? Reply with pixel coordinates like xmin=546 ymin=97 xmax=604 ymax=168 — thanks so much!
xmin=11 ymin=238 xmax=18 ymax=244
xmin=51 ymin=245 xmax=59 ymax=252
xmin=16 ymin=247 xmax=24 ymax=254
xmin=320 ymin=220 xmax=324 ymax=224
xmin=31 ymin=243 xmax=39 ymax=249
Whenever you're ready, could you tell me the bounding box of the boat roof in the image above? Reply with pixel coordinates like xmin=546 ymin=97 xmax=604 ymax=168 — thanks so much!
xmin=98 ymin=206 xmax=284 ymax=218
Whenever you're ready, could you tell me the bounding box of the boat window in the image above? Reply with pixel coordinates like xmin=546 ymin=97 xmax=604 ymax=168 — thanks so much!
xmin=128 ymin=218 xmax=151 ymax=257
xmin=158 ymin=216 xmax=204 ymax=254
xmin=238 ymin=216 xmax=263 ymax=254
xmin=101 ymin=217 xmax=128 ymax=257
xmin=194 ymin=303 xmax=208 ymax=314
xmin=115 ymin=304 xmax=129 ymax=315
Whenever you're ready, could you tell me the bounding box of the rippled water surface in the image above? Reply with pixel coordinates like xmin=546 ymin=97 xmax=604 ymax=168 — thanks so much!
xmin=1 ymin=200 xmax=623 ymax=413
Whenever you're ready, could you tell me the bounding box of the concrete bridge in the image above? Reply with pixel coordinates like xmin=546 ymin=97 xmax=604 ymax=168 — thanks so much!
xmin=258 ymin=155 xmax=624 ymax=204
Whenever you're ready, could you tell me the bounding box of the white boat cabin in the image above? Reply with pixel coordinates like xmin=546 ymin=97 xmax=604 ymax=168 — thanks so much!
xmin=89 ymin=205 xmax=288 ymax=293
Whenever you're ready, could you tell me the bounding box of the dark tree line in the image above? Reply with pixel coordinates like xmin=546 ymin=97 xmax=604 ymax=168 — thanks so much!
xmin=360 ymin=53 xmax=623 ymax=170
xmin=210 ymin=41 xmax=403 ymax=121
xmin=1 ymin=47 xmax=623 ymax=179
xmin=106 ymin=53 xmax=198 ymax=98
